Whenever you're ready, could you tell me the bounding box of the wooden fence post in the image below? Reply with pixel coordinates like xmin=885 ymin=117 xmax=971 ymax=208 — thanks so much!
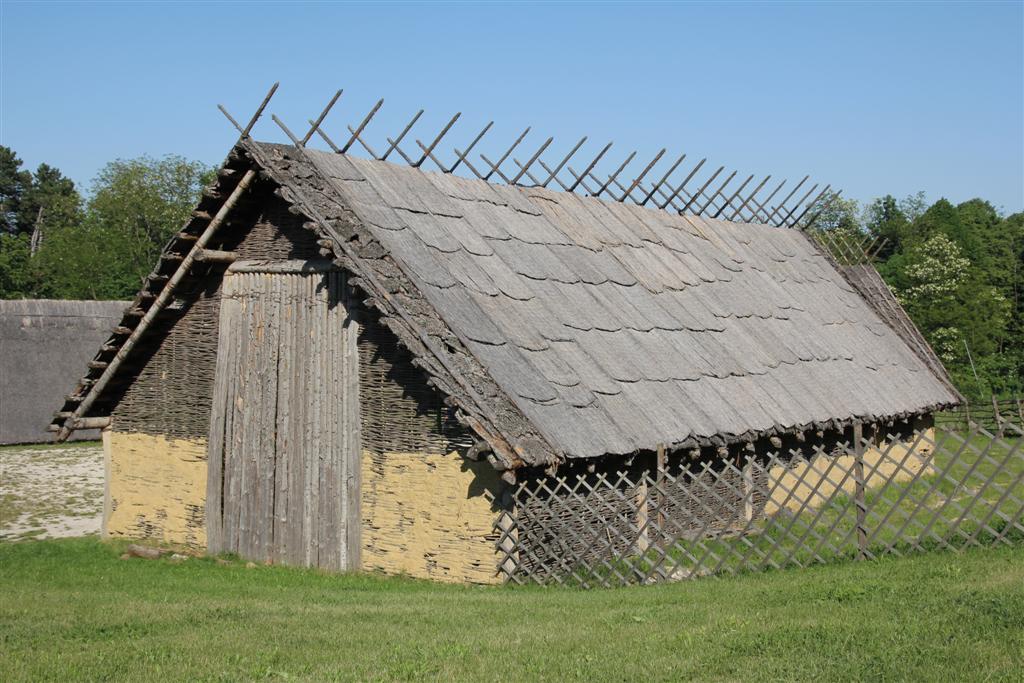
xmin=852 ymin=422 xmax=868 ymax=559
xmin=656 ymin=444 xmax=666 ymax=550
xmin=743 ymin=457 xmax=754 ymax=523
xmin=991 ymin=395 xmax=1004 ymax=437
xmin=636 ymin=479 xmax=649 ymax=554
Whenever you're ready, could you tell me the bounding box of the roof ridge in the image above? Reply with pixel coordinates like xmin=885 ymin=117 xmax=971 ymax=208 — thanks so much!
xmin=218 ymin=83 xmax=843 ymax=234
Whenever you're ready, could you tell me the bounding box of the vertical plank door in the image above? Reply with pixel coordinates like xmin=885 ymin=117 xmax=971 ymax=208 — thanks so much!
xmin=206 ymin=261 xmax=360 ymax=570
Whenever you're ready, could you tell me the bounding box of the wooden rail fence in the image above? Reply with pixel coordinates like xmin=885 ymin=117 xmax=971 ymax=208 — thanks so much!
xmin=935 ymin=398 xmax=1024 ymax=436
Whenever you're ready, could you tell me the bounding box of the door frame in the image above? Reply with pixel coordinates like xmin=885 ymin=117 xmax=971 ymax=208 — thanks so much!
xmin=205 ymin=259 xmax=361 ymax=569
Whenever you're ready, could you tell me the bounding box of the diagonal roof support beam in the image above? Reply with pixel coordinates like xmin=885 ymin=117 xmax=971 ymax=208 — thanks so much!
xmin=594 ymin=151 xmax=637 ymax=198
xmin=484 ymin=127 xmax=531 ymax=181
xmin=567 ymin=142 xmax=613 ymax=193
xmin=413 ymin=112 xmax=461 ymax=168
xmin=510 ymin=137 xmax=554 ymax=185
xmin=541 ymin=137 xmax=588 ymax=188
xmin=764 ymin=175 xmax=809 ymax=225
xmin=450 ymin=122 xmax=493 ymax=175
xmin=342 ymin=98 xmax=384 ymax=154
xmin=656 ymin=157 xmax=706 ymax=210
xmin=729 ymin=175 xmax=771 ymax=222
xmin=309 ymin=120 xmax=342 ymax=153
xmin=619 ymin=149 xmax=666 ymax=203
xmin=640 ymin=153 xmax=687 ymax=207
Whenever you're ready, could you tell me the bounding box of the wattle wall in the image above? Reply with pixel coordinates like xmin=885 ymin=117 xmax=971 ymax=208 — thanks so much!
xmin=102 ymin=191 xmax=319 ymax=549
xmin=359 ymin=449 xmax=503 ymax=584
xmin=103 ymin=431 xmax=207 ymax=548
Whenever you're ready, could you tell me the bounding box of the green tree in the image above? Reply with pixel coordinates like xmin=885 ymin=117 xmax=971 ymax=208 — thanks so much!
xmin=892 ymin=231 xmax=1013 ymax=398
xmin=0 ymin=232 xmax=36 ymax=296
xmin=33 ymin=220 xmax=141 ymax=300
xmin=898 ymin=191 xmax=928 ymax=223
xmin=807 ymin=191 xmax=861 ymax=234
xmin=1 ymin=149 xmax=214 ymax=300
xmin=33 ymin=155 xmax=215 ymax=299
xmin=0 ymin=147 xmax=33 ymax=235
xmin=863 ymin=195 xmax=909 ymax=259
xmin=0 ymin=148 xmax=81 ymax=240
xmin=86 ymin=155 xmax=214 ymax=281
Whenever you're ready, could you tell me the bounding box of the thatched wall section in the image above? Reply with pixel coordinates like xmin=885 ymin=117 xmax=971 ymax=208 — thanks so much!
xmin=0 ymin=299 xmax=127 ymax=444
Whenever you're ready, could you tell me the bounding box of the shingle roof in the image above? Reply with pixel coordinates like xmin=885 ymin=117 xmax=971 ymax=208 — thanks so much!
xmin=286 ymin=145 xmax=958 ymax=460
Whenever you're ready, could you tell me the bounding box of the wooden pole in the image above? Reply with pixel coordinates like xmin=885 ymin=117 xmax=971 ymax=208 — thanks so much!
xmin=56 ymin=169 xmax=257 ymax=440
xmin=74 ymin=416 xmax=111 ymax=429
xmin=991 ymin=394 xmax=1005 ymax=437
xmin=636 ymin=478 xmax=649 ymax=554
xmin=656 ymin=444 xmax=666 ymax=550
xmin=852 ymin=422 xmax=868 ymax=559
xmin=743 ymin=458 xmax=754 ymax=523
xmin=195 ymin=249 xmax=238 ymax=264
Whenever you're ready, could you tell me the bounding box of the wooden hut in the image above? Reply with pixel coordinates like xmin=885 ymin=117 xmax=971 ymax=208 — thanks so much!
xmin=50 ymin=96 xmax=959 ymax=583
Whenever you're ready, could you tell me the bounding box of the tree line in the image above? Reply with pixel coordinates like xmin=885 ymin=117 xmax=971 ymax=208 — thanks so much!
xmin=0 ymin=146 xmax=213 ymax=300
xmin=811 ymin=191 xmax=1022 ymax=400
xmin=0 ymin=145 xmax=1020 ymax=400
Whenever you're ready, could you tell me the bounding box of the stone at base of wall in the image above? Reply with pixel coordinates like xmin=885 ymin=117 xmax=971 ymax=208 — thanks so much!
xmin=104 ymin=431 xmax=207 ymax=550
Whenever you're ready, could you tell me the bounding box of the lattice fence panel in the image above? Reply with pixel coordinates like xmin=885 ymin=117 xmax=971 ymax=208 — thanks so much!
xmin=497 ymin=423 xmax=1023 ymax=587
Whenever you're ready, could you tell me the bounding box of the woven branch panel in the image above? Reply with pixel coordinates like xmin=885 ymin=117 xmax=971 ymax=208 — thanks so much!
xmin=357 ymin=310 xmax=472 ymax=456
xmin=110 ymin=282 xmax=221 ymax=439
xmin=110 ymin=191 xmax=320 ymax=438
xmin=498 ymin=421 xmax=1023 ymax=587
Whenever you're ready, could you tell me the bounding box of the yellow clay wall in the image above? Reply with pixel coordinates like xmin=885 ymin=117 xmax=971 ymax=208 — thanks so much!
xmin=360 ymin=449 xmax=503 ymax=584
xmin=103 ymin=431 xmax=208 ymax=549
xmin=766 ymin=428 xmax=936 ymax=514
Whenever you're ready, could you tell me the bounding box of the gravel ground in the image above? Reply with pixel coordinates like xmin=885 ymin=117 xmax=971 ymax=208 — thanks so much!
xmin=0 ymin=444 xmax=104 ymax=541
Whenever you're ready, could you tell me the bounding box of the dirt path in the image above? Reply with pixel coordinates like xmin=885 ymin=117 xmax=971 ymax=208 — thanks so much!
xmin=0 ymin=444 xmax=103 ymax=541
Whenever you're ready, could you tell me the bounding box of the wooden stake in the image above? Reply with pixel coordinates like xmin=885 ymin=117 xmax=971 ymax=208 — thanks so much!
xmin=195 ymin=249 xmax=238 ymax=264
xmin=656 ymin=443 xmax=666 ymax=549
xmin=853 ymin=421 xmax=868 ymax=559
xmin=992 ymin=394 xmax=1005 ymax=438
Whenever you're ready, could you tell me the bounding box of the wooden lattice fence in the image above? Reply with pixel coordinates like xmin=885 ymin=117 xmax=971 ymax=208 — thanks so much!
xmin=496 ymin=422 xmax=1024 ymax=587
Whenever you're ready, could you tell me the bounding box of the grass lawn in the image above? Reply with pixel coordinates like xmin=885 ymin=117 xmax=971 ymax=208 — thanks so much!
xmin=1 ymin=539 xmax=1021 ymax=682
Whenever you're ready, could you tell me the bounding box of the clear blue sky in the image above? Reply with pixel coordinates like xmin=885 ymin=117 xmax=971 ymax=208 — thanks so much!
xmin=2 ymin=1 xmax=1022 ymax=214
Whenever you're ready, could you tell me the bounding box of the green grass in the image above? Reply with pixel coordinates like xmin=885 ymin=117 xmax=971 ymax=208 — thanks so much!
xmin=1 ymin=539 xmax=1022 ymax=682
xmin=0 ymin=440 xmax=101 ymax=453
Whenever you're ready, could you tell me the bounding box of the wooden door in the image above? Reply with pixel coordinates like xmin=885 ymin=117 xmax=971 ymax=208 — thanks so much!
xmin=206 ymin=261 xmax=360 ymax=570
